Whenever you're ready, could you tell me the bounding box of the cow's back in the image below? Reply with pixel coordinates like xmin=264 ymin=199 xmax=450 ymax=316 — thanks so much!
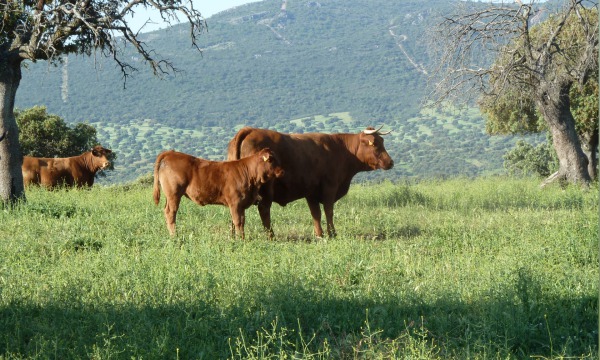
xmin=23 ymin=156 xmax=85 ymax=188
xmin=228 ymin=127 xmax=281 ymax=160
xmin=155 ymin=151 xmax=212 ymax=201
xmin=155 ymin=151 xmax=197 ymax=186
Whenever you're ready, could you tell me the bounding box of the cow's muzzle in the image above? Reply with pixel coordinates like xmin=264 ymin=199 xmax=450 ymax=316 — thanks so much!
xmin=382 ymin=159 xmax=394 ymax=170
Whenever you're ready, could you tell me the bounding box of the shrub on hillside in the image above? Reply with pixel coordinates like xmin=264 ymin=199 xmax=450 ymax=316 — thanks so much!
xmin=503 ymin=140 xmax=558 ymax=177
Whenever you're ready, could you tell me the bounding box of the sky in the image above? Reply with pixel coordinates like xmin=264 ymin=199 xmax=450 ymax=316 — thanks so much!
xmin=127 ymin=0 xmax=263 ymax=33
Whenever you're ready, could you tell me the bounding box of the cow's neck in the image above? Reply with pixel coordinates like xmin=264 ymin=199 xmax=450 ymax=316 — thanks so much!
xmin=240 ymin=163 xmax=256 ymax=187
xmin=232 ymin=160 xmax=259 ymax=188
xmin=80 ymin=152 xmax=98 ymax=172
xmin=338 ymin=134 xmax=372 ymax=173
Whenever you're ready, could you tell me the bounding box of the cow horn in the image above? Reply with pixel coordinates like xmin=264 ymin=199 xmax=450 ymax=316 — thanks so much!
xmin=362 ymin=125 xmax=383 ymax=135
xmin=263 ymin=155 xmax=269 ymax=162
xmin=363 ymin=125 xmax=392 ymax=135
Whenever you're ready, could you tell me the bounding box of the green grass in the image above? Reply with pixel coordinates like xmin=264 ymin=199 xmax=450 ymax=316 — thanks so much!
xmin=0 ymin=177 xmax=597 ymax=359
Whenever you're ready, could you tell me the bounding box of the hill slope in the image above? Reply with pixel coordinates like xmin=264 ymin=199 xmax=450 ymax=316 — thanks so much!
xmin=15 ymin=0 xmax=541 ymax=183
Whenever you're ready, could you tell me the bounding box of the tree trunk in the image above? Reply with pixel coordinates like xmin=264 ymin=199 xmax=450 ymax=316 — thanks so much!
xmin=0 ymin=56 xmax=25 ymax=204
xmin=536 ymin=84 xmax=591 ymax=187
xmin=584 ymin=129 xmax=598 ymax=181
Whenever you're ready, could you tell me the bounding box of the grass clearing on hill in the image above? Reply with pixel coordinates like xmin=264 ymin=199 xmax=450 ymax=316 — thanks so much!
xmin=0 ymin=177 xmax=597 ymax=359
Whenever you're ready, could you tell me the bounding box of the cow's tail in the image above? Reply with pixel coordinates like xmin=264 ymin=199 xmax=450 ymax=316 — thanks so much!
xmin=153 ymin=153 xmax=164 ymax=205
xmin=227 ymin=127 xmax=254 ymax=160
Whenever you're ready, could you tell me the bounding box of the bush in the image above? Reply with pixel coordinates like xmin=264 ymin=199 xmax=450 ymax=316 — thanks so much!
xmin=503 ymin=140 xmax=558 ymax=177
xmin=16 ymin=106 xmax=99 ymax=157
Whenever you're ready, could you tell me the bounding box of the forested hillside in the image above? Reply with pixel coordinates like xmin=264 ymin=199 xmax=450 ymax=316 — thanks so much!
xmin=15 ymin=0 xmax=543 ymax=184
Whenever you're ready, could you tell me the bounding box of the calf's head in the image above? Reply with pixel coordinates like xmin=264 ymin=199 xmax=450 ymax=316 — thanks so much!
xmin=91 ymin=146 xmax=113 ymax=170
xmin=357 ymin=126 xmax=394 ymax=170
xmin=255 ymin=148 xmax=285 ymax=183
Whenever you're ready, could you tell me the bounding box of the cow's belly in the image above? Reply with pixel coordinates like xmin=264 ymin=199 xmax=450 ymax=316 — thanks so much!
xmin=270 ymin=177 xmax=351 ymax=205
xmin=270 ymin=181 xmax=318 ymax=206
xmin=185 ymin=182 xmax=229 ymax=207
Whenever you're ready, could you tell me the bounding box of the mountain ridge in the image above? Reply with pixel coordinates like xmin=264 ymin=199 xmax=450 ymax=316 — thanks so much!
xmin=15 ymin=0 xmax=541 ymax=184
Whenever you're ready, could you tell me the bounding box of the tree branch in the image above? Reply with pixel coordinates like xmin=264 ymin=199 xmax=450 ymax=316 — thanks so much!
xmin=7 ymin=0 xmax=206 ymax=83
xmin=427 ymin=0 xmax=597 ymax=107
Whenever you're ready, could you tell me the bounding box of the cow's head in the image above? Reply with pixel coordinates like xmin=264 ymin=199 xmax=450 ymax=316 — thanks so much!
xmin=357 ymin=126 xmax=394 ymax=170
xmin=91 ymin=145 xmax=113 ymax=170
xmin=256 ymin=148 xmax=285 ymax=183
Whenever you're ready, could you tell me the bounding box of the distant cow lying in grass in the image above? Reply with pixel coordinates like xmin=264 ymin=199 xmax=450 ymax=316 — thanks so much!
xmin=22 ymin=146 xmax=112 ymax=189
xmin=152 ymin=148 xmax=284 ymax=239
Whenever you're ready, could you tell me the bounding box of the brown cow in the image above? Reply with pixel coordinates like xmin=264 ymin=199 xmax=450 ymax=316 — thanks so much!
xmin=227 ymin=126 xmax=394 ymax=238
xmin=153 ymin=148 xmax=284 ymax=238
xmin=22 ymin=146 xmax=112 ymax=188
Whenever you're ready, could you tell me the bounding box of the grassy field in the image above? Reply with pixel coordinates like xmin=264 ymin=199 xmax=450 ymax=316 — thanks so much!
xmin=0 ymin=177 xmax=597 ymax=359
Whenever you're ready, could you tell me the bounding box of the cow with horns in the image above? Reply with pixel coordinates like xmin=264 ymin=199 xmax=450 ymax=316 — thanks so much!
xmin=227 ymin=126 xmax=394 ymax=238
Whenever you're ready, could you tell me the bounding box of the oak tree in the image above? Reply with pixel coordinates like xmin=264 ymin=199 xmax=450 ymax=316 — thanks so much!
xmin=16 ymin=106 xmax=97 ymax=157
xmin=429 ymin=0 xmax=598 ymax=186
xmin=482 ymin=77 xmax=598 ymax=180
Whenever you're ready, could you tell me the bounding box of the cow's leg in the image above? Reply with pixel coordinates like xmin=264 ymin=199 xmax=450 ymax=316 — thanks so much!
xmin=229 ymin=206 xmax=245 ymax=240
xmin=164 ymin=194 xmax=181 ymax=236
xmin=22 ymin=170 xmax=35 ymax=186
xmin=306 ymin=199 xmax=324 ymax=238
xmin=323 ymin=200 xmax=337 ymax=237
xmin=258 ymin=200 xmax=274 ymax=239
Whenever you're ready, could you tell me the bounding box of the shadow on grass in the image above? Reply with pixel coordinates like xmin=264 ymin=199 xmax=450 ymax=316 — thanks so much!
xmin=352 ymin=225 xmax=422 ymax=241
xmin=272 ymin=225 xmax=422 ymax=243
xmin=0 ymin=270 xmax=596 ymax=359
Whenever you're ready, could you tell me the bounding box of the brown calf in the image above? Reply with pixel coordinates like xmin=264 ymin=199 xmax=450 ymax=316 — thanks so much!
xmin=22 ymin=146 xmax=112 ymax=188
xmin=153 ymin=148 xmax=284 ymax=238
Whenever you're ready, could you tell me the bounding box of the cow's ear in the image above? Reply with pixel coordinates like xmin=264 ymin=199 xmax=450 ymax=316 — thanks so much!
xmin=262 ymin=148 xmax=272 ymax=162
